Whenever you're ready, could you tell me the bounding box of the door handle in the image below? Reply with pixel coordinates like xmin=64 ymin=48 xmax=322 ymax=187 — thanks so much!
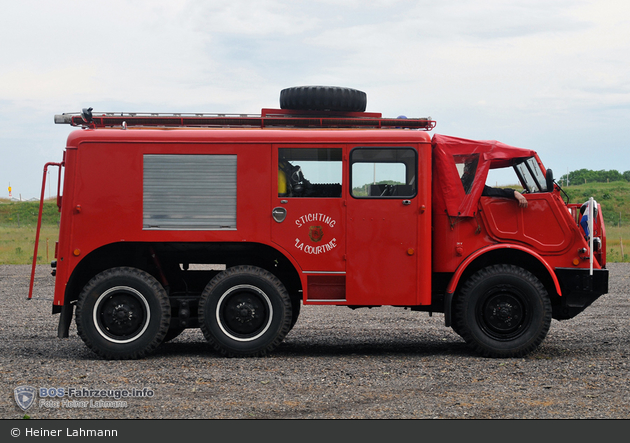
xmin=402 ymin=200 xmax=411 ymax=206
xmin=272 ymin=207 xmax=287 ymax=223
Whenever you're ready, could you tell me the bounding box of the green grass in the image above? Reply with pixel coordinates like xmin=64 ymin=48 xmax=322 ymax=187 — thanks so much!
xmin=0 ymin=199 xmax=61 ymax=226
xmin=0 ymin=199 xmax=60 ymax=265
xmin=604 ymin=226 xmax=630 ymax=263
xmin=0 ymin=225 xmax=59 ymax=265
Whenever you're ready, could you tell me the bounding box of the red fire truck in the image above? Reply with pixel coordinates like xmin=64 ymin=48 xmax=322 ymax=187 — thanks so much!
xmin=29 ymin=86 xmax=608 ymax=360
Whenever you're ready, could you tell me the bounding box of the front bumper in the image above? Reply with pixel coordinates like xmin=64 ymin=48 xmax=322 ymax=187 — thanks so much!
xmin=553 ymin=267 xmax=609 ymax=320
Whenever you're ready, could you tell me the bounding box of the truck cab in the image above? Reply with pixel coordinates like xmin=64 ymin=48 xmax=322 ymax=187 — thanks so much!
xmin=431 ymin=134 xmax=608 ymax=355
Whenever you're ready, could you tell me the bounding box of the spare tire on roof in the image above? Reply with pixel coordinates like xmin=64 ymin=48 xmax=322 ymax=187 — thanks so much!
xmin=279 ymin=86 xmax=367 ymax=112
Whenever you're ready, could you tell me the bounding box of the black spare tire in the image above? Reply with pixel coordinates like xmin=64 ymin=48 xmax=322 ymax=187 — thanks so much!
xmin=280 ymin=86 xmax=367 ymax=112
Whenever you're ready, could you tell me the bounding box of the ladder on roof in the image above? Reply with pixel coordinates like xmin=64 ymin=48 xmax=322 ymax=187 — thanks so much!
xmin=54 ymin=107 xmax=436 ymax=130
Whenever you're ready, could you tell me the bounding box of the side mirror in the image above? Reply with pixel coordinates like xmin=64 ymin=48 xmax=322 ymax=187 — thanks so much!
xmin=545 ymin=168 xmax=554 ymax=192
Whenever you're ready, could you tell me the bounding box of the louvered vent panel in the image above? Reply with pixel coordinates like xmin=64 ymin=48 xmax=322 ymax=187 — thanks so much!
xmin=143 ymin=154 xmax=237 ymax=230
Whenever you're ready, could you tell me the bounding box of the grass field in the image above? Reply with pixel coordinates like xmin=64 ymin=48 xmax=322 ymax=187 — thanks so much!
xmin=1 ymin=182 xmax=629 ymax=265
xmin=605 ymin=226 xmax=630 ymax=263
xmin=0 ymin=199 xmax=60 ymax=265
xmin=0 ymin=225 xmax=59 ymax=265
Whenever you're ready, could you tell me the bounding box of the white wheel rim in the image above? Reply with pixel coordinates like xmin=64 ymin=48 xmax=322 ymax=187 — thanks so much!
xmin=216 ymin=284 xmax=273 ymax=342
xmin=93 ymin=286 xmax=151 ymax=344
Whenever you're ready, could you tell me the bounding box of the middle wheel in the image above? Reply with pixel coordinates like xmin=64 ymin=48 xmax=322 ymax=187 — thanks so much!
xmin=199 ymin=266 xmax=292 ymax=357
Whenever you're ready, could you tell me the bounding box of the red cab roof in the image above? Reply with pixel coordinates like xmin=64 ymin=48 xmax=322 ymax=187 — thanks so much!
xmin=432 ymin=134 xmax=537 ymax=217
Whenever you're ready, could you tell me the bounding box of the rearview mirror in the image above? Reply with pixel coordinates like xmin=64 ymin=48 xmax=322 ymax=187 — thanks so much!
xmin=545 ymin=169 xmax=554 ymax=192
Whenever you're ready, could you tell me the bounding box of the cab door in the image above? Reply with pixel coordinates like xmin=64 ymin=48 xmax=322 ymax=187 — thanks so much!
xmin=271 ymin=145 xmax=347 ymax=302
xmin=345 ymin=146 xmax=423 ymax=306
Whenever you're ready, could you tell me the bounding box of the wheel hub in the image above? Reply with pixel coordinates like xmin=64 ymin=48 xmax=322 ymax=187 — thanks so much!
xmin=489 ymin=300 xmax=519 ymax=327
xmin=111 ymin=303 xmax=134 ymax=325
xmin=234 ymin=301 xmax=257 ymax=324
xmin=96 ymin=289 xmax=147 ymax=340
xmin=481 ymin=292 xmax=525 ymax=336
xmin=217 ymin=286 xmax=272 ymax=339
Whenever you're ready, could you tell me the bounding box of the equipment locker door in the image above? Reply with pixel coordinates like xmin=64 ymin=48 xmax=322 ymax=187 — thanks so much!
xmin=345 ymin=146 xmax=420 ymax=305
xmin=271 ymin=145 xmax=347 ymax=302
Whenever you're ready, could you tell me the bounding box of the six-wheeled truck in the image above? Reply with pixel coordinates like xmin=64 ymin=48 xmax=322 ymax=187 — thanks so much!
xmin=29 ymin=86 xmax=609 ymax=359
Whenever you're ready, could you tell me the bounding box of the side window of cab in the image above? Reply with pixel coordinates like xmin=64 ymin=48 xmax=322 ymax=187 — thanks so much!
xmin=350 ymin=147 xmax=417 ymax=198
xmin=278 ymin=148 xmax=342 ymax=198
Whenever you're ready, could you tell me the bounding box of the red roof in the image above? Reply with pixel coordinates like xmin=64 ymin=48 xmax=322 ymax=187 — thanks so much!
xmin=432 ymin=134 xmax=536 ymax=217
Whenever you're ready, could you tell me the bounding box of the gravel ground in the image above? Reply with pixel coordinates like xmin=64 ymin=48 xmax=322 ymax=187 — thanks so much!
xmin=1 ymin=263 xmax=629 ymax=419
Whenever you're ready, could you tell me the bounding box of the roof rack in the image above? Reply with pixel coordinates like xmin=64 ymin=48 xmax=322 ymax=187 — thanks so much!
xmin=54 ymin=107 xmax=436 ymax=130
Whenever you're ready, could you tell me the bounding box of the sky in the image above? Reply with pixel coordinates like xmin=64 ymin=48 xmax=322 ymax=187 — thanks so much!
xmin=1 ymin=0 xmax=629 ymax=199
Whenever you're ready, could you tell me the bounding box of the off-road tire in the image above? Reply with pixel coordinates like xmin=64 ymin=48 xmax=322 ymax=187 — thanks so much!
xmin=75 ymin=267 xmax=171 ymax=360
xmin=199 ymin=266 xmax=292 ymax=357
xmin=454 ymin=264 xmax=552 ymax=358
xmin=280 ymin=86 xmax=367 ymax=112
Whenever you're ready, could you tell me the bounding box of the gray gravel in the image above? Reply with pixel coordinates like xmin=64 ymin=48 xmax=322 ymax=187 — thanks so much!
xmin=1 ymin=263 xmax=629 ymax=419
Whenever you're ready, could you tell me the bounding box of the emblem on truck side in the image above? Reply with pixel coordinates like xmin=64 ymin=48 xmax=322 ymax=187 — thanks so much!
xmin=309 ymin=226 xmax=324 ymax=242
xmin=293 ymin=212 xmax=338 ymax=255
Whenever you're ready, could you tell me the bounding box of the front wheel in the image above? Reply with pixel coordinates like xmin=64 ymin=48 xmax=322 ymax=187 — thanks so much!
xmin=75 ymin=267 xmax=171 ymax=360
xmin=453 ymin=265 xmax=552 ymax=358
xmin=199 ymin=266 xmax=292 ymax=357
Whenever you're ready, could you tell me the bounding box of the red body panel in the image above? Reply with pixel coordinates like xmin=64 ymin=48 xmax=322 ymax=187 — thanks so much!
xmin=53 ymin=128 xmax=434 ymax=307
xmin=432 ymin=193 xmax=601 ymax=275
xmin=481 ymin=194 xmax=580 ymax=255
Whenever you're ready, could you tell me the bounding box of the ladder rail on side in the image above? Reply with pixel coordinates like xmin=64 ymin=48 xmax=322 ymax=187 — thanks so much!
xmin=54 ymin=108 xmax=436 ymax=131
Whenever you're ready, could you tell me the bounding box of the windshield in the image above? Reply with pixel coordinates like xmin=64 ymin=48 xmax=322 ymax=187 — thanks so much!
xmin=515 ymin=157 xmax=547 ymax=192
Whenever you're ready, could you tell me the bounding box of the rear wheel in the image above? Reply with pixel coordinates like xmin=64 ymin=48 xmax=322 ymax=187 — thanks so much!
xmin=199 ymin=266 xmax=292 ymax=357
xmin=75 ymin=267 xmax=170 ymax=360
xmin=454 ymin=265 xmax=552 ymax=358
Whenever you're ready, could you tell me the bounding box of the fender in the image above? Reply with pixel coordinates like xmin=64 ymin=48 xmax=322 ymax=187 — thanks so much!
xmin=443 ymin=244 xmax=563 ymax=327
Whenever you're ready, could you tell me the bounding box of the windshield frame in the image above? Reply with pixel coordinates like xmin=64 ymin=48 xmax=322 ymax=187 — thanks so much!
xmin=514 ymin=156 xmax=547 ymax=193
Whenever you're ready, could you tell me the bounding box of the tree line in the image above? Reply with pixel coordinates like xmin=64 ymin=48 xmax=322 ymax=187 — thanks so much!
xmin=559 ymin=169 xmax=630 ymax=185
